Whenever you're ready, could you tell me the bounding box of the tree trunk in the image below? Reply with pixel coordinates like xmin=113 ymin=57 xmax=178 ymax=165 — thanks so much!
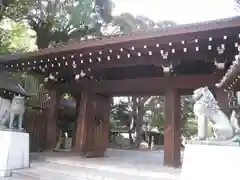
xmin=134 ymin=96 xmax=150 ymax=148
xmin=128 ymin=126 xmax=134 ymax=145
xmin=131 ymin=96 xmax=138 ymax=145
xmin=135 ymin=101 xmax=144 ymax=148
xmin=30 ymin=20 xmax=52 ymax=49
xmin=145 ymin=123 xmax=148 ymax=142
xmin=36 ymin=32 xmax=51 ymax=49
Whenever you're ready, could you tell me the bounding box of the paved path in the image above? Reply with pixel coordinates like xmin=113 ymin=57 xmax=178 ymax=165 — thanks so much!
xmin=0 ymin=149 xmax=181 ymax=180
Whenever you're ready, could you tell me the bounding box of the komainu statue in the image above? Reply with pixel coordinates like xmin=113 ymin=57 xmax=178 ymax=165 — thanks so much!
xmin=0 ymin=97 xmax=11 ymax=129
xmin=0 ymin=95 xmax=25 ymax=130
xmin=192 ymin=86 xmax=240 ymax=142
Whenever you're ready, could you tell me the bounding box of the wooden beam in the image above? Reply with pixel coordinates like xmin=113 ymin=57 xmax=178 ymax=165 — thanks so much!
xmin=80 ymin=51 xmax=215 ymax=72
xmin=82 ymin=56 xmax=163 ymax=71
xmin=60 ymin=74 xmax=222 ymax=94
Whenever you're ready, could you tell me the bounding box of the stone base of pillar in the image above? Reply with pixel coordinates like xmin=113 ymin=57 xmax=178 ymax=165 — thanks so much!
xmin=0 ymin=170 xmax=12 ymax=177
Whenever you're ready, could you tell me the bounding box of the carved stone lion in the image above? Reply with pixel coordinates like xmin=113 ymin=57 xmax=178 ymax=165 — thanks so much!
xmin=0 ymin=97 xmax=11 ymax=129
xmin=9 ymin=95 xmax=25 ymax=130
xmin=0 ymin=95 xmax=25 ymax=130
xmin=193 ymin=86 xmax=240 ymax=141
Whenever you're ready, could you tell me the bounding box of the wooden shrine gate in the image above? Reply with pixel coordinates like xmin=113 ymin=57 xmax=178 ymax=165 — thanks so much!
xmin=73 ymin=92 xmax=111 ymax=157
xmin=2 ymin=16 xmax=240 ymax=167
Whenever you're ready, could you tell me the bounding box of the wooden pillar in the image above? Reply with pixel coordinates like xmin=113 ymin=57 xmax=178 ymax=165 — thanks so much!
xmin=164 ymin=88 xmax=181 ymax=167
xmin=95 ymin=96 xmax=111 ymax=155
xmin=72 ymin=93 xmax=81 ymax=147
xmin=45 ymin=90 xmax=60 ymax=150
xmin=216 ymin=88 xmax=230 ymax=116
xmin=73 ymin=92 xmax=111 ymax=157
xmin=73 ymin=92 xmax=90 ymax=153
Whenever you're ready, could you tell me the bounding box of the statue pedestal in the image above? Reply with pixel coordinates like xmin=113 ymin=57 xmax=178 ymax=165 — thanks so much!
xmin=0 ymin=130 xmax=29 ymax=177
xmin=181 ymin=142 xmax=240 ymax=180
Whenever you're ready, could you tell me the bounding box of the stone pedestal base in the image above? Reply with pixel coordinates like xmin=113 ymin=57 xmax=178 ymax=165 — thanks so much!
xmin=0 ymin=131 xmax=29 ymax=177
xmin=181 ymin=143 xmax=240 ymax=180
xmin=0 ymin=171 xmax=12 ymax=177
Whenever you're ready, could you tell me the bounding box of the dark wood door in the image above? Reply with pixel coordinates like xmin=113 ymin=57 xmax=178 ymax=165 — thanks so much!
xmin=75 ymin=93 xmax=110 ymax=157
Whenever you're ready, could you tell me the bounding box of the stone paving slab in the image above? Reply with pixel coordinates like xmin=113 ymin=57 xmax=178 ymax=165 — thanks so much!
xmin=0 ymin=149 xmax=181 ymax=180
xmin=1 ymin=162 xmax=179 ymax=180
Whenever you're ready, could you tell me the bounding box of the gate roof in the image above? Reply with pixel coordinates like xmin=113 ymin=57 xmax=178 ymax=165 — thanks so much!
xmin=1 ymin=16 xmax=240 ymax=92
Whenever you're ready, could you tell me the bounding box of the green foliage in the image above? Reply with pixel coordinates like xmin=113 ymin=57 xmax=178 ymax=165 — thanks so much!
xmin=0 ymin=0 xmax=31 ymax=21
xmin=0 ymin=18 xmax=40 ymax=105
xmin=51 ymin=0 xmax=103 ymax=43
xmin=181 ymin=96 xmax=197 ymax=138
xmin=113 ymin=13 xmax=138 ymax=34
xmin=112 ymin=95 xmax=198 ymax=139
xmin=0 ymin=18 xmax=37 ymax=55
xmin=62 ymin=93 xmax=74 ymax=100
xmin=26 ymin=0 xmax=114 ymax=48
xmin=0 ymin=0 xmax=114 ymax=48
xmin=235 ymin=0 xmax=240 ymax=11
xmin=111 ymin=101 xmax=132 ymax=127
xmin=113 ymin=13 xmax=177 ymax=35
xmin=113 ymin=13 xmax=158 ymax=35
xmin=144 ymin=96 xmax=165 ymax=132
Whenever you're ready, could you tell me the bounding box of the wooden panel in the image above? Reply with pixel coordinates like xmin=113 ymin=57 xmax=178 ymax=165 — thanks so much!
xmin=61 ymin=74 xmax=221 ymax=94
xmin=73 ymin=92 xmax=111 ymax=157
xmin=25 ymin=108 xmax=48 ymax=152
xmin=45 ymin=90 xmax=60 ymax=150
xmin=87 ymin=95 xmax=111 ymax=156
xmin=73 ymin=92 xmax=89 ymax=153
xmin=23 ymin=80 xmax=49 ymax=152
xmin=23 ymin=74 xmax=62 ymax=151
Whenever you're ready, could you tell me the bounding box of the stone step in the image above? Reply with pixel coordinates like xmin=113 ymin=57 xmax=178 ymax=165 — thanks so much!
xmin=42 ymin=158 xmax=181 ymax=177
xmin=0 ymin=171 xmax=37 ymax=180
xmin=9 ymin=161 xmax=179 ymax=180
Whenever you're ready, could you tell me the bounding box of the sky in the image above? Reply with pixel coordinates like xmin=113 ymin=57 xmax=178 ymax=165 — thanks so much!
xmin=112 ymin=0 xmax=239 ymax=24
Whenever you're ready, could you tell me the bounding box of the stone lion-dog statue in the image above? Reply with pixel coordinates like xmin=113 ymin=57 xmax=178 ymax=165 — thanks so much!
xmin=0 ymin=95 xmax=25 ymax=130
xmin=192 ymin=86 xmax=240 ymax=141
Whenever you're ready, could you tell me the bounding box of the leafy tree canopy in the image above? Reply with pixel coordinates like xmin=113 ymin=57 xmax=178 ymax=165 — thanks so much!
xmin=0 ymin=0 xmax=30 ymax=21
xmin=0 ymin=18 xmax=37 ymax=55
xmin=112 ymin=13 xmax=177 ymax=35
xmin=25 ymin=0 xmax=114 ymax=48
